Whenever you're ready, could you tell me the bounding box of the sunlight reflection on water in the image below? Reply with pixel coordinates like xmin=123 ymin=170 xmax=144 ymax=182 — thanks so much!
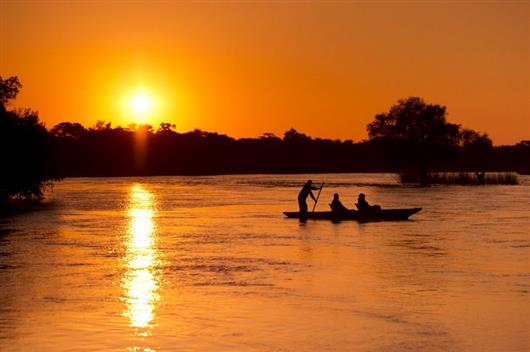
xmin=123 ymin=184 xmax=159 ymax=336
xmin=0 ymin=174 xmax=528 ymax=351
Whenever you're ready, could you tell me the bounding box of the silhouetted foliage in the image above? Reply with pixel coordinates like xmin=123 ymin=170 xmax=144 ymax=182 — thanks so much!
xmin=50 ymin=122 xmax=87 ymax=139
xmin=367 ymin=97 xmax=461 ymax=145
xmin=0 ymin=76 xmax=21 ymax=107
xmin=422 ymin=172 xmax=518 ymax=185
xmin=2 ymin=77 xmax=527 ymax=187
xmin=50 ymin=123 xmax=392 ymax=176
xmin=366 ymin=97 xmax=503 ymax=183
xmin=48 ymin=119 xmax=528 ymax=179
xmin=458 ymin=129 xmax=493 ymax=172
xmin=0 ymin=76 xmax=59 ymax=202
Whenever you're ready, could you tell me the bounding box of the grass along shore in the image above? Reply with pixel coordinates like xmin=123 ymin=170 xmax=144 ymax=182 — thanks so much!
xmin=399 ymin=172 xmax=519 ymax=185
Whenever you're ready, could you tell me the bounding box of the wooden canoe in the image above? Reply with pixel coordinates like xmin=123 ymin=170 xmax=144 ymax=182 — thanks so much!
xmin=283 ymin=208 xmax=422 ymax=222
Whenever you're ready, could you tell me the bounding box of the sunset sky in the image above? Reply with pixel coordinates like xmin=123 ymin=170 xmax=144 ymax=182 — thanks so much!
xmin=1 ymin=1 xmax=528 ymax=144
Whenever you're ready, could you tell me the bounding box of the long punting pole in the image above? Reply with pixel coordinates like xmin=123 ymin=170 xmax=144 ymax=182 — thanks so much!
xmin=312 ymin=183 xmax=324 ymax=212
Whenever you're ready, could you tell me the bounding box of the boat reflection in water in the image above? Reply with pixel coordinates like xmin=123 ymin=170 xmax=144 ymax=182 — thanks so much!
xmin=123 ymin=184 xmax=160 ymax=338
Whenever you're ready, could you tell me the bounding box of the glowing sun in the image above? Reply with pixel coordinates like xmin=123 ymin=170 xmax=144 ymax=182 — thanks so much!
xmin=124 ymin=90 xmax=158 ymax=124
xmin=131 ymin=94 xmax=150 ymax=115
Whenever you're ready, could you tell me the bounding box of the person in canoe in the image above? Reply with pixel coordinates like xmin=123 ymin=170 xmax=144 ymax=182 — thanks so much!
xmin=298 ymin=180 xmax=321 ymax=217
xmin=355 ymin=193 xmax=381 ymax=212
xmin=330 ymin=193 xmax=349 ymax=214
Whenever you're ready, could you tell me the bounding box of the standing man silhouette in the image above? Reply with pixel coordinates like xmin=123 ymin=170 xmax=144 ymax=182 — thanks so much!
xmin=298 ymin=179 xmax=320 ymax=220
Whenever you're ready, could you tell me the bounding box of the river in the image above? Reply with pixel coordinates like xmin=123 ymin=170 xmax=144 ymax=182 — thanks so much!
xmin=0 ymin=174 xmax=528 ymax=351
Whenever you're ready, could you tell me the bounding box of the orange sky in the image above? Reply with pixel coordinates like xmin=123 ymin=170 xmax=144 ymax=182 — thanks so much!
xmin=1 ymin=1 xmax=529 ymax=144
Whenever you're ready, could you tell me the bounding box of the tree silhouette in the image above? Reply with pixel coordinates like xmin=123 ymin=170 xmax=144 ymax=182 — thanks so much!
xmin=367 ymin=97 xmax=461 ymax=145
xmin=0 ymin=76 xmax=21 ymax=108
xmin=47 ymin=117 xmax=527 ymax=179
xmin=1 ymin=76 xmax=58 ymax=202
xmin=367 ymin=97 xmax=463 ymax=182
xmin=1 ymin=76 xmax=526 ymax=192
xmin=50 ymin=122 xmax=87 ymax=139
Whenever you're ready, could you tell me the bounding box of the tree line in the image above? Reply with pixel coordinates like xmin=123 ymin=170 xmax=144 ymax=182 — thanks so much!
xmin=1 ymin=76 xmax=529 ymax=201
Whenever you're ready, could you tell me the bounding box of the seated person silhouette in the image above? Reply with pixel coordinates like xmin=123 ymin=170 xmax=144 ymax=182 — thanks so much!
xmin=330 ymin=193 xmax=349 ymax=214
xmin=355 ymin=193 xmax=381 ymax=212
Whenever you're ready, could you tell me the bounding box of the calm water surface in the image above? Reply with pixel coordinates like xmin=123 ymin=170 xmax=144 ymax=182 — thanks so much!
xmin=0 ymin=174 xmax=529 ymax=351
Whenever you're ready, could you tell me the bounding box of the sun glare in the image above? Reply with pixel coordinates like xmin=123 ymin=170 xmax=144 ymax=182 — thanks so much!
xmin=132 ymin=95 xmax=150 ymax=115
xmin=122 ymin=89 xmax=159 ymax=125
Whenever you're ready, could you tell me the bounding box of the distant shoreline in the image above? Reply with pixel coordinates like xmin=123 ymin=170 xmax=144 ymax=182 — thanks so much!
xmin=56 ymin=170 xmax=528 ymax=177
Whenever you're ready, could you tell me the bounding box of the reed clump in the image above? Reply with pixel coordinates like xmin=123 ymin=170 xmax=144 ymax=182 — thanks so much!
xmin=400 ymin=172 xmax=519 ymax=185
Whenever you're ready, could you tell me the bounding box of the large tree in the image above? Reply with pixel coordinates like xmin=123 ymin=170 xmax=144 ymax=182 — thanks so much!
xmin=367 ymin=97 xmax=462 ymax=182
xmin=367 ymin=97 xmax=461 ymax=144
